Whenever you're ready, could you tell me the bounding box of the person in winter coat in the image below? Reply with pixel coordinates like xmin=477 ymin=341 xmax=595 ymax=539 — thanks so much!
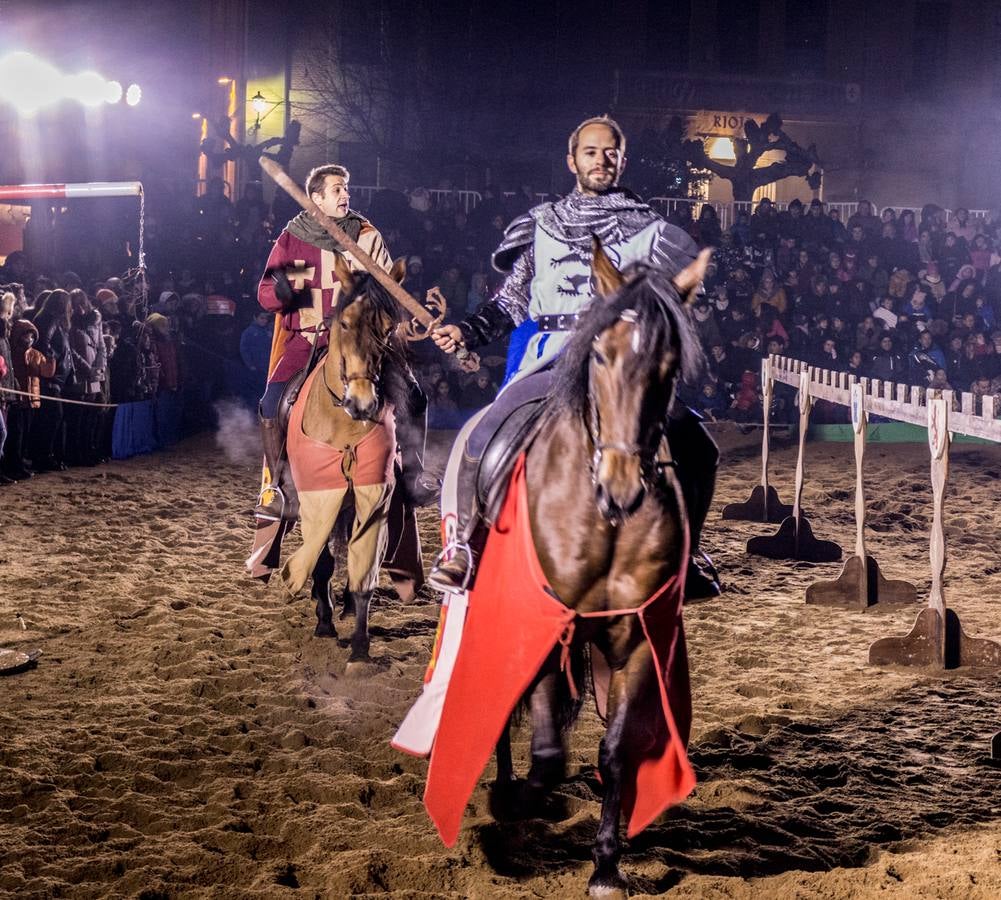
xmin=30 ymin=289 xmax=75 ymax=470
xmin=0 ymin=290 xmax=16 ymax=481
xmin=3 ymin=319 xmax=55 ymax=478
xmin=67 ymin=290 xmax=106 ymax=465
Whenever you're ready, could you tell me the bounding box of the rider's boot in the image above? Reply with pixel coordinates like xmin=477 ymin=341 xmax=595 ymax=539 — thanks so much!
xmin=669 ymin=410 xmax=721 ymax=600
xmin=396 ymin=387 xmax=440 ymax=508
xmin=255 ymin=415 xmax=299 ymax=522
xmin=427 ymin=447 xmax=483 ymax=593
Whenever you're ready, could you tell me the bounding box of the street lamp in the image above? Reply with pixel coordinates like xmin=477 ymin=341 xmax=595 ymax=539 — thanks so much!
xmin=250 ymin=90 xmax=269 ymax=133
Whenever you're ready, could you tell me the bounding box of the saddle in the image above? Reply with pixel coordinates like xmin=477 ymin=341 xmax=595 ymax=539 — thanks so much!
xmin=476 ymin=399 xmax=547 ymax=524
xmin=275 ymin=364 xmax=313 ymax=440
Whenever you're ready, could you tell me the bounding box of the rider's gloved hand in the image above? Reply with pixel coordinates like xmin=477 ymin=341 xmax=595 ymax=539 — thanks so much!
xmin=271 ymin=270 xmax=295 ymax=308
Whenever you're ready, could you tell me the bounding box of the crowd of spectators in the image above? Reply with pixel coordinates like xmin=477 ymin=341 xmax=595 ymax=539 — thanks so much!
xmin=666 ymin=199 xmax=1001 ymax=425
xmin=0 ymin=173 xmax=542 ymax=482
xmin=7 ymin=172 xmax=1001 ymax=486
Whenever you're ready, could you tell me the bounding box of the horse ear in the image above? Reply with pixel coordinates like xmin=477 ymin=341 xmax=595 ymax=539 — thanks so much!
xmin=673 ymin=248 xmax=714 ymax=304
xmin=591 ymin=236 xmax=624 ymax=299
xmin=332 ymin=252 xmax=356 ymax=292
xmin=389 ymin=256 xmax=406 ymax=285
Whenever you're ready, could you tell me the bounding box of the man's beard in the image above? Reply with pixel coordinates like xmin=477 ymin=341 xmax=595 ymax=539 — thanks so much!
xmin=577 ymin=169 xmax=617 ymax=194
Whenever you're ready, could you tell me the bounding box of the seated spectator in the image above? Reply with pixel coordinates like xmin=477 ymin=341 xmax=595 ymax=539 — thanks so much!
xmin=929 ymin=368 xmax=952 ymax=391
xmin=947 ymin=207 xmax=978 ymax=243
xmin=751 ymin=269 xmax=787 ymax=315
xmin=869 ymin=334 xmax=906 ymax=381
xmin=691 ymin=298 xmax=722 ymax=349
xmin=909 ymin=330 xmax=946 ymax=384
xmin=729 ymin=370 xmax=762 ymax=423
xmin=856 ymin=315 xmax=882 ymax=353
xmin=239 ymin=309 xmax=273 ymax=376
xmin=693 ymin=380 xmax=727 ymax=421
xmin=873 ymin=296 xmax=899 ymax=331
xmin=725 ymin=265 xmax=754 ymax=306
xmin=460 ymin=369 xmax=497 ymax=409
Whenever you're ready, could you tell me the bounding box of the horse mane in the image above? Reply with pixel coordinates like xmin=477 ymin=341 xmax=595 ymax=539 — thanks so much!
xmin=551 ymin=264 xmax=705 ymax=418
xmin=333 ymin=272 xmax=414 ymax=413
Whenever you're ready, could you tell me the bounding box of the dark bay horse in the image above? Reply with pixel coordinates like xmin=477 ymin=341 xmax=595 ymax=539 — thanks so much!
xmin=497 ymin=244 xmax=711 ymax=897
xmin=279 ymin=253 xmax=411 ymax=667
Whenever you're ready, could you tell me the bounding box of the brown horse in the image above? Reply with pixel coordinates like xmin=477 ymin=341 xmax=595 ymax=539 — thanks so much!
xmin=279 ymin=253 xmax=409 ymax=666
xmin=496 ymin=244 xmax=711 ymax=897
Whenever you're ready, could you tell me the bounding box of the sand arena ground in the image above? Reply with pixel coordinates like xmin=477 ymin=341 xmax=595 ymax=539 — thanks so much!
xmin=2 ymin=424 xmax=1001 ymax=898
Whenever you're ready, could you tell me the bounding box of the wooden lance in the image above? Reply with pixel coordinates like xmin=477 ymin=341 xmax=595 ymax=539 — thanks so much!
xmin=259 ymin=156 xmax=477 ymax=368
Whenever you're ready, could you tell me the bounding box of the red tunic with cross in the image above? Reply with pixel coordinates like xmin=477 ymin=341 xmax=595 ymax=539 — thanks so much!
xmin=257 ymin=222 xmax=392 ymax=384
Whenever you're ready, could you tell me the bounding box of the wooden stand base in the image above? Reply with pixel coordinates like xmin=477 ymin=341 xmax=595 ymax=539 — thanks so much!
xmin=746 ymin=514 xmax=842 ymax=562
xmin=805 ymin=554 xmax=917 ymax=609
xmin=869 ymin=607 xmax=1001 ymax=669
xmin=721 ymin=484 xmax=793 ymax=523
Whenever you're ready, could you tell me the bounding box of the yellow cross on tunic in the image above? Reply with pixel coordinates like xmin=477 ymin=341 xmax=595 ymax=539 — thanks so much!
xmin=286 ymin=259 xmax=315 ymax=291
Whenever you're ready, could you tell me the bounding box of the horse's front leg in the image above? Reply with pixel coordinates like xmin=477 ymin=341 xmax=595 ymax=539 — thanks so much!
xmin=589 ymin=664 xmax=630 ymax=899
xmin=344 ymin=482 xmax=393 ymax=668
xmin=526 ymin=661 xmax=567 ymax=794
xmin=311 ymin=545 xmax=337 ymax=638
xmin=589 ymin=640 xmax=656 ymax=899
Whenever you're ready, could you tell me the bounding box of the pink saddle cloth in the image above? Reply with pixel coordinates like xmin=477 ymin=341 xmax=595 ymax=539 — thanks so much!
xmin=287 ymin=366 xmax=396 ymax=491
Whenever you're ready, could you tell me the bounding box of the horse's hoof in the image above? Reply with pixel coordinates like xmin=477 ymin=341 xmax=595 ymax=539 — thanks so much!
xmin=344 ymin=657 xmax=375 ymax=677
xmin=587 ymin=869 xmax=628 ymax=899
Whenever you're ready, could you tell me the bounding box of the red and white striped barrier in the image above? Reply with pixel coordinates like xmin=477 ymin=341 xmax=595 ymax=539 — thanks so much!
xmin=0 ymin=182 xmax=142 ymax=201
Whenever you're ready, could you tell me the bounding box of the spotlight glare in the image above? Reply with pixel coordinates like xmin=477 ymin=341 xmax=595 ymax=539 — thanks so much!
xmin=105 ymin=80 xmax=123 ymax=104
xmin=0 ymin=51 xmax=62 ymax=115
xmin=251 ymin=90 xmax=267 ymax=114
xmin=66 ymin=70 xmax=108 ymax=106
xmin=192 ymin=111 xmax=203 ymax=119
xmin=125 ymin=83 xmax=141 ymax=106
xmin=217 ymin=76 xmax=232 ymax=84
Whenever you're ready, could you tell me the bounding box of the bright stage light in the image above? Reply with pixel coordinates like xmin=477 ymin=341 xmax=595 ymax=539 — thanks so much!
xmin=0 ymin=52 xmax=131 ymax=114
xmin=125 ymin=84 xmax=142 ymax=106
xmin=0 ymin=52 xmax=62 ymax=115
xmin=65 ymin=70 xmax=109 ymax=106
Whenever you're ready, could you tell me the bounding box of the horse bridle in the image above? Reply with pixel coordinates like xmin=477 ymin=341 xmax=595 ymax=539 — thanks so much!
xmin=585 ymin=317 xmax=677 ymax=492
xmin=318 ymin=287 xmax=395 ymax=409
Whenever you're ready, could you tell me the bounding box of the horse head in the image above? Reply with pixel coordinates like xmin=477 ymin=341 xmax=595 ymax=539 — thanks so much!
xmin=585 ymin=239 xmax=711 ymax=522
xmin=328 ymin=253 xmax=406 ymax=421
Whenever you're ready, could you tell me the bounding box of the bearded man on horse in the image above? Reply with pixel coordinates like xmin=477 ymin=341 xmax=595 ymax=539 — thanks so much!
xmin=255 ymin=163 xmax=435 ymax=522
xmin=429 ymin=115 xmax=720 ymax=598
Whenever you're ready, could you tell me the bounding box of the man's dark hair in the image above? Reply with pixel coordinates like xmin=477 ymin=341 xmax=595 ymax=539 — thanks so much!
xmin=567 ymin=115 xmax=626 ymax=157
xmin=306 ymin=164 xmax=350 ymax=198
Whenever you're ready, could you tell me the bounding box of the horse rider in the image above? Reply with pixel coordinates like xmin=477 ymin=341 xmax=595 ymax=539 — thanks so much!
xmin=429 ymin=115 xmax=720 ymax=598
xmin=256 ymin=163 xmax=436 ymax=521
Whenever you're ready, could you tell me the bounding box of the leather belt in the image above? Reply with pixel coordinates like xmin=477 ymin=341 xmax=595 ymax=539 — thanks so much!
xmin=536 ymin=313 xmax=581 ymax=332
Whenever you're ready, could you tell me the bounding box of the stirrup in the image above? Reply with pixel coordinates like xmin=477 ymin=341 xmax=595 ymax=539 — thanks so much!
xmin=429 ymin=539 xmax=474 ymax=594
xmin=254 ymin=483 xmax=286 ymax=523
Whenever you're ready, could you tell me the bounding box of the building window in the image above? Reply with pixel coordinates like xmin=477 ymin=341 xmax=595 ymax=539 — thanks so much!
xmin=785 ymin=0 xmax=828 ymax=78
xmin=717 ymin=0 xmax=760 ymax=75
xmin=645 ymin=1 xmax=691 ymax=71
xmin=911 ymin=1 xmax=950 ymax=92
